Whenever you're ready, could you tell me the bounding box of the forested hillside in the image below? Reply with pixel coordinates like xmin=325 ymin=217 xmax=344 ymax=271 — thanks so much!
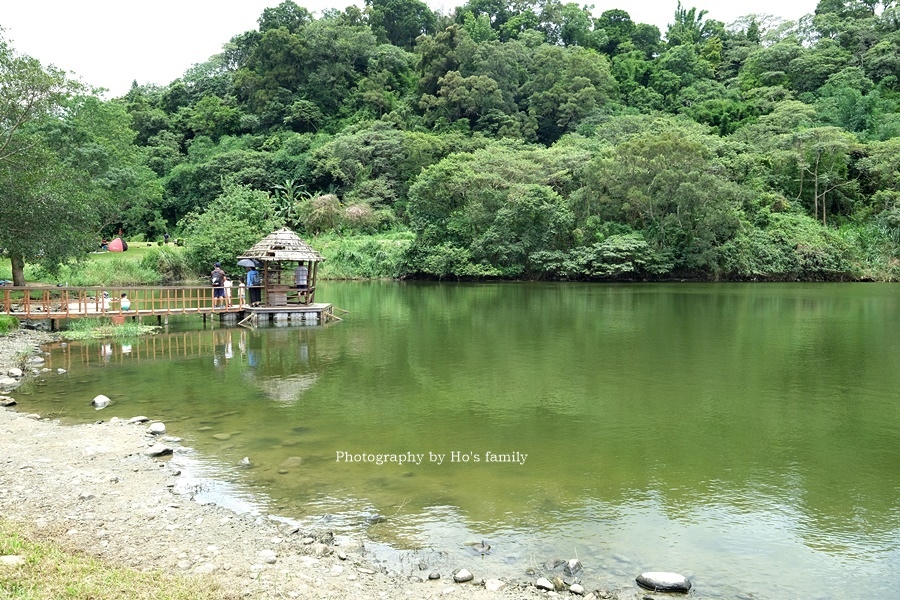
xmin=4 ymin=0 xmax=900 ymax=282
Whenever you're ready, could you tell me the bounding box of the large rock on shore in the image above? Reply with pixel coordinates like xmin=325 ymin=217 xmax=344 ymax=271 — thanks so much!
xmin=636 ymin=571 xmax=692 ymax=592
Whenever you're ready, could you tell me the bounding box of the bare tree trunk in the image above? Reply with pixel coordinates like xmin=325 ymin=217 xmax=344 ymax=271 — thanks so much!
xmin=10 ymin=253 xmax=25 ymax=286
xmin=812 ymin=152 xmax=820 ymax=222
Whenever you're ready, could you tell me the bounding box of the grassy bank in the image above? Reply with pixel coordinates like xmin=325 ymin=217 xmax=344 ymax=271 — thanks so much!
xmin=0 ymin=244 xmax=190 ymax=286
xmin=1 ymin=233 xmax=411 ymax=286
xmin=0 ymin=520 xmax=225 ymax=600
xmin=0 ymin=315 xmax=17 ymax=334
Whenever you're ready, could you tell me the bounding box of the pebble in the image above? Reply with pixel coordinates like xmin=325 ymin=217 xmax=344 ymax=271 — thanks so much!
xmin=147 ymin=422 xmax=166 ymax=435
xmin=428 ymin=571 xmax=441 ymax=580
xmin=570 ymin=583 xmax=585 ymax=595
xmin=128 ymin=416 xmax=149 ymax=423
xmin=7 ymin=368 xmax=23 ymax=378
xmin=452 ymin=568 xmax=473 ymax=583
xmin=144 ymin=443 xmax=173 ymax=457
xmin=485 ymin=578 xmax=506 ymax=591
xmin=536 ymin=577 xmax=555 ymax=591
xmin=0 ymin=395 xmax=16 ymax=407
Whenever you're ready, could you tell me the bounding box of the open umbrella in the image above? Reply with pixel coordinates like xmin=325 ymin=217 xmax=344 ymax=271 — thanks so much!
xmin=236 ymin=258 xmax=259 ymax=268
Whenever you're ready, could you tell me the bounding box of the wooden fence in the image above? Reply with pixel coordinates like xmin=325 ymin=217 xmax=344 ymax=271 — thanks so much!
xmin=0 ymin=285 xmax=245 ymax=320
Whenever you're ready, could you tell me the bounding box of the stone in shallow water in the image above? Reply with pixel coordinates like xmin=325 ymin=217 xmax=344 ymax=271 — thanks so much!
xmin=635 ymin=571 xmax=692 ymax=593
xmin=564 ymin=558 xmax=583 ymax=575
xmin=92 ymin=395 xmax=111 ymax=409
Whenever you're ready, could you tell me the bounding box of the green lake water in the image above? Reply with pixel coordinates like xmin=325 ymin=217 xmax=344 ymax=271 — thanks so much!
xmin=17 ymin=281 xmax=900 ymax=598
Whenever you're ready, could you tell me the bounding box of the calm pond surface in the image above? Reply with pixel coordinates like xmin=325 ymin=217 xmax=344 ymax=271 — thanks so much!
xmin=17 ymin=281 xmax=900 ymax=598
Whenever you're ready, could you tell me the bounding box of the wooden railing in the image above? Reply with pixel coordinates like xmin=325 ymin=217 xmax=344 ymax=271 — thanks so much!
xmin=0 ymin=286 xmax=247 ymax=320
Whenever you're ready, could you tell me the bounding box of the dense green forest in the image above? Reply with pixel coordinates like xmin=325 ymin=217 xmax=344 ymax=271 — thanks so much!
xmin=3 ymin=0 xmax=900 ymax=284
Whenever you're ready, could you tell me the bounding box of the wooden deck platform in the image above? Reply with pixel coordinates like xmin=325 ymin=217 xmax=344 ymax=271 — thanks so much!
xmin=240 ymin=303 xmax=335 ymax=326
xmin=0 ymin=285 xmax=339 ymax=328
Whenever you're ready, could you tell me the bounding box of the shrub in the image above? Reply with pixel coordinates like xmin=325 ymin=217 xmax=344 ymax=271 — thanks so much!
xmin=139 ymin=246 xmax=189 ymax=283
xmin=0 ymin=315 xmax=18 ymax=334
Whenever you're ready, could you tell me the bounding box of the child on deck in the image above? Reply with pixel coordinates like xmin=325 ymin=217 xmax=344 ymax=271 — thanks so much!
xmin=224 ymin=276 xmax=233 ymax=308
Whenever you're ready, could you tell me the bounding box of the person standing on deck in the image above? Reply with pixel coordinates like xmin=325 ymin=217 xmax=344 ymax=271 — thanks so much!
xmin=294 ymin=262 xmax=309 ymax=290
xmin=211 ymin=262 xmax=226 ymax=309
xmin=246 ymin=266 xmax=261 ymax=306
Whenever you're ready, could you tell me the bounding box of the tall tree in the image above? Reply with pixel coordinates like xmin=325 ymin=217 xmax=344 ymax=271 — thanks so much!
xmin=366 ymin=0 xmax=436 ymax=48
xmin=0 ymin=31 xmax=91 ymax=285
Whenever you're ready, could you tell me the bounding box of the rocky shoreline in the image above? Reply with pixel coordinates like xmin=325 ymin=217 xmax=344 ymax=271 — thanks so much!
xmin=1 ymin=329 xmax=628 ymax=599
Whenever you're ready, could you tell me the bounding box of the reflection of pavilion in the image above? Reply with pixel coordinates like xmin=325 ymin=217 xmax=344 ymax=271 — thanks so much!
xmin=239 ymin=228 xmax=338 ymax=326
xmin=45 ymin=327 xmax=323 ymax=405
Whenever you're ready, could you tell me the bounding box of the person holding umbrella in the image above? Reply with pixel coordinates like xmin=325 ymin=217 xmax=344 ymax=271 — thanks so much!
xmin=239 ymin=259 xmax=262 ymax=306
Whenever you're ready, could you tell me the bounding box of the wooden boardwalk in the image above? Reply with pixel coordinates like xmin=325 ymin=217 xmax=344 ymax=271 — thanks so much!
xmin=1 ymin=285 xmax=339 ymax=328
xmin=1 ymin=285 xmax=242 ymax=321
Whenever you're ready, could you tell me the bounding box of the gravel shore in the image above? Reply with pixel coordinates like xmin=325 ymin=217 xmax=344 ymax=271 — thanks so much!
xmin=0 ymin=329 xmax=617 ymax=599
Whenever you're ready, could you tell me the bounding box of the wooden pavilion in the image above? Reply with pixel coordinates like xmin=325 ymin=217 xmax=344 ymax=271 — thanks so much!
xmin=238 ymin=228 xmax=324 ymax=307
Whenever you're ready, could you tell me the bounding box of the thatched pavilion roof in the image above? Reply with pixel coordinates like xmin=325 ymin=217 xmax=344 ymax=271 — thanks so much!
xmin=239 ymin=228 xmax=324 ymax=262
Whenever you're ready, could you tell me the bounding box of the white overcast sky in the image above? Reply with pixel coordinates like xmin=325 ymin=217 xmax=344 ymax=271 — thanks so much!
xmin=1 ymin=0 xmax=818 ymax=98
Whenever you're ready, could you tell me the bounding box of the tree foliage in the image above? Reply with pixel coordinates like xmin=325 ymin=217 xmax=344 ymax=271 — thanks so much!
xmin=5 ymin=0 xmax=900 ymax=282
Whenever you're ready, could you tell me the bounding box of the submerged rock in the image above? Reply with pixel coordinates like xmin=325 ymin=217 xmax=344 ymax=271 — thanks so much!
xmin=543 ymin=558 xmax=565 ymax=570
xmin=636 ymin=571 xmax=692 ymax=593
